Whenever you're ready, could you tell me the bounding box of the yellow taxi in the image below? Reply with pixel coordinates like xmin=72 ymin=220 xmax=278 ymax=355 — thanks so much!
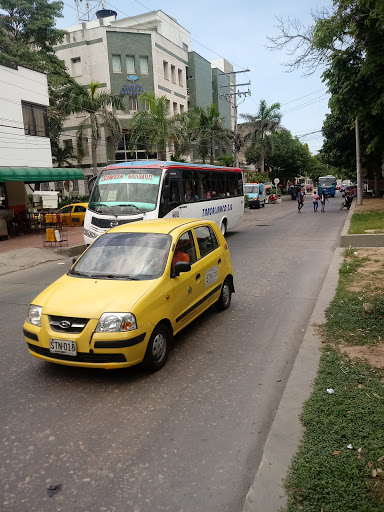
xmin=57 ymin=203 xmax=88 ymax=226
xmin=23 ymin=218 xmax=235 ymax=371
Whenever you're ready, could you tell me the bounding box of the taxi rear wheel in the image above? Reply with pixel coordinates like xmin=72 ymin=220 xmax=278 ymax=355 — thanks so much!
xmin=142 ymin=323 xmax=172 ymax=371
xmin=217 ymin=278 xmax=232 ymax=311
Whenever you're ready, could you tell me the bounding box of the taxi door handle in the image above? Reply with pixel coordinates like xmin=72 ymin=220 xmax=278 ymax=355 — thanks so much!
xmin=195 ymin=273 xmax=201 ymax=280
xmin=218 ymin=259 xmax=222 ymax=264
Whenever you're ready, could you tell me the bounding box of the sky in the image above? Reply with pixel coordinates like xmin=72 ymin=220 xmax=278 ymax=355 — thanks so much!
xmin=57 ymin=0 xmax=334 ymax=154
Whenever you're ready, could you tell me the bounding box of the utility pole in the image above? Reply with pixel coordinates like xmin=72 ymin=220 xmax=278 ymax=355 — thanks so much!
xmin=219 ymin=70 xmax=251 ymax=168
xmin=355 ymin=118 xmax=363 ymax=206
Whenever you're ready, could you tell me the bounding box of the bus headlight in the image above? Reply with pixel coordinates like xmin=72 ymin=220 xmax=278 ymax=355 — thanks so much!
xmin=84 ymin=228 xmax=98 ymax=239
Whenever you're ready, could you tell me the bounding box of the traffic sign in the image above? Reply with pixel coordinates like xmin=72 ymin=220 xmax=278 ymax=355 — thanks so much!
xmin=274 ymin=178 xmax=280 ymax=185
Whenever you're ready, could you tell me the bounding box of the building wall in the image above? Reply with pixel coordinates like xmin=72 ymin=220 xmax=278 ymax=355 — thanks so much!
xmin=212 ymin=68 xmax=232 ymax=131
xmin=0 ymin=64 xmax=52 ymax=167
xmin=187 ymin=52 xmax=213 ymax=110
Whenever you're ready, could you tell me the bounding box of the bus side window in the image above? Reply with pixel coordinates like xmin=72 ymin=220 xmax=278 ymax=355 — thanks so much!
xmin=237 ymin=176 xmax=243 ymax=196
xmin=183 ymin=171 xmax=194 ymax=202
xmin=228 ymin=174 xmax=237 ymax=196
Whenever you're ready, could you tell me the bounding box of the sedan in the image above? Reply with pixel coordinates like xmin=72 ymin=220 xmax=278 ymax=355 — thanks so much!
xmin=57 ymin=203 xmax=88 ymax=226
xmin=23 ymin=219 xmax=235 ymax=371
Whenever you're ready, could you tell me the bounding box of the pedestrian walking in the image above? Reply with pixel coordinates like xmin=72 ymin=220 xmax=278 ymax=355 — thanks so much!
xmin=312 ymin=190 xmax=319 ymax=212
xmin=297 ymin=189 xmax=304 ymax=213
xmin=320 ymin=190 xmax=328 ymax=212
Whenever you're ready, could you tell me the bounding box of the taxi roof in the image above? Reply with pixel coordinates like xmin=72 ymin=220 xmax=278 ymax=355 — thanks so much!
xmin=108 ymin=218 xmax=215 ymax=236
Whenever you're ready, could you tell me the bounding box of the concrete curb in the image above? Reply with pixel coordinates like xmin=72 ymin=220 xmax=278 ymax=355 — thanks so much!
xmin=340 ymin=200 xmax=384 ymax=247
xmin=243 ymin=247 xmax=344 ymax=512
xmin=52 ymin=244 xmax=86 ymax=257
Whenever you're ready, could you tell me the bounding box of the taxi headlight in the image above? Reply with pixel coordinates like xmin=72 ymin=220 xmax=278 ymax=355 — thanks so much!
xmin=95 ymin=313 xmax=137 ymax=333
xmin=84 ymin=228 xmax=98 ymax=239
xmin=26 ymin=305 xmax=42 ymax=327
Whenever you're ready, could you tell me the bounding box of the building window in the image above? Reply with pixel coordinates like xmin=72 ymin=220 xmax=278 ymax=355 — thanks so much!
xmin=56 ymin=181 xmax=64 ymax=192
xmin=129 ymin=96 xmax=138 ymax=112
xmin=163 ymin=61 xmax=169 ymax=80
xmin=21 ymin=101 xmax=49 ymax=137
xmin=173 ymin=102 xmax=178 ymax=115
xmin=71 ymin=56 xmax=82 ymax=76
xmin=140 ymin=56 xmax=149 ymax=74
xmin=41 ymin=182 xmax=50 ymax=191
xmin=166 ymin=99 xmax=170 ymax=113
xmin=63 ymin=139 xmax=73 ymax=149
xmin=171 ymin=64 xmax=176 ymax=83
xmin=72 ymin=180 xmax=79 ymax=192
xmin=126 ymin=55 xmax=135 ymax=74
xmin=182 ymin=42 xmax=188 ymax=52
xmin=180 ymin=104 xmax=184 ymax=114
xmin=112 ymin=55 xmax=121 ymax=73
xmin=178 ymin=69 xmax=183 ymax=86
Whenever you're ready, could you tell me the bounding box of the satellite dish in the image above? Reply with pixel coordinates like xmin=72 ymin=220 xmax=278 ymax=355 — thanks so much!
xmin=64 ymin=180 xmax=73 ymax=192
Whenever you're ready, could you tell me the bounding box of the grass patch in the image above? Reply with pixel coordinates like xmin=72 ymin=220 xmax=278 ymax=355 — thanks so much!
xmin=285 ymin=348 xmax=384 ymax=512
xmin=323 ymin=254 xmax=384 ymax=345
xmin=349 ymin=212 xmax=384 ymax=234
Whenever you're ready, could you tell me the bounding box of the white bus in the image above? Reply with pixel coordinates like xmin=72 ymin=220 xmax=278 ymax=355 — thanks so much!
xmin=83 ymin=161 xmax=244 ymax=246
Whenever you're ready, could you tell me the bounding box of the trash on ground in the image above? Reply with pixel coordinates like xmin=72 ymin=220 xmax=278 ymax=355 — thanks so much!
xmin=57 ymin=262 xmax=65 ymax=265
xmin=326 ymin=388 xmax=335 ymax=394
xmin=347 ymin=444 xmax=353 ymax=449
xmin=47 ymin=484 xmax=62 ymax=497
xmin=354 ymin=252 xmax=358 ymax=255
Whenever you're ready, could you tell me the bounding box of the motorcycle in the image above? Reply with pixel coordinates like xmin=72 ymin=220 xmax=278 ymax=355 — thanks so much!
xmin=340 ymin=193 xmax=353 ymax=210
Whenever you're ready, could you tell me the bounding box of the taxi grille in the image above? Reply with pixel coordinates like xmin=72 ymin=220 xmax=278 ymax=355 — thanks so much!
xmin=91 ymin=217 xmax=143 ymax=229
xmin=27 ymin=344 xmax=126 ymax=363
xmin=49 ymin=315 xmax=89 ymax=334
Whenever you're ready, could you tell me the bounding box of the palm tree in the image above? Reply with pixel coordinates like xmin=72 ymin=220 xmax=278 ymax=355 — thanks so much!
xmin=170 ymin=108 xmax=200 ymax=160
xmin=129 ymin=93 xmax=173 ymax=161
xmin=61 ymin=82 xmax=124 ymax=174
xmin=51 ymin=144 xmax=74 ymax=167
xmin=241 ymin=100 xmax=282 ymax=174
xmin=196 ymin=105 xmax=232 ymax=164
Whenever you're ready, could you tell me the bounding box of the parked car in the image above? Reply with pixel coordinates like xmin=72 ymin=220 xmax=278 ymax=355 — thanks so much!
xmin=57 ymin=203 xmax=88 ymax=226
xmin=341 ymin=185 xmax=357 ymax=196
xmin=23 ymin=218 xmax=235 ymax=371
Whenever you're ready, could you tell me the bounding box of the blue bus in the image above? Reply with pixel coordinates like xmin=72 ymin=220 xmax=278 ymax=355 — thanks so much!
xmin=318 ymin=175 xmax=336 ymax=197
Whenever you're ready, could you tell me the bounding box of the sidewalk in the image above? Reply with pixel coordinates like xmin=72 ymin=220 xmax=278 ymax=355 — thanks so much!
xmin=0 ymin=226 xmax=86 ymax=275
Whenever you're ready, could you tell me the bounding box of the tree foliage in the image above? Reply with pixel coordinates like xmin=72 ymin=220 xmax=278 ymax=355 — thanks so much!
xmin=241 ymin=100 xmax=282 ymax=173
xmin=60 ymin=82 xmax=124 ymax=173
xmin=268 ymin=0 xmax=384 ymax=194
xmin=0 ymin=0 xmax=70 ymax=88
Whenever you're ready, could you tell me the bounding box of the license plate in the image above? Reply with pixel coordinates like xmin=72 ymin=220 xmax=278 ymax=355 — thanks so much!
xmin=49 ymin=339 xmax=77 ymax=356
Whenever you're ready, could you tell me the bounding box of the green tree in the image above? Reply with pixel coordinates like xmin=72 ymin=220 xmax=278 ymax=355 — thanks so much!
xmin=268 ymin=0 xmax=384 ymax=196
xmin=61 ymin=82 xmax=124 ymax=174
xmin=0 ymin=0 xmax=70 ymax=88
xmin=217 ymin=155 xmax=234 ymax=167
xmin=196 ymin=105 xmax=232 ymax=164
xmin=241 ymin=100 xmax=282 ymax=174
xmin=52 ymin=145 xmax=74 ymax=168
xmin=129 ymin=93 xmax=173 ymax=161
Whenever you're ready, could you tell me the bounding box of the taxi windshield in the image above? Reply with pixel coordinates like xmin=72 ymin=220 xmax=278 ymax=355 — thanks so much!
xmin=89 ymin=168 xmax=162 ymax=215
xmin=70 ymin=232 xmax=171 ymax=280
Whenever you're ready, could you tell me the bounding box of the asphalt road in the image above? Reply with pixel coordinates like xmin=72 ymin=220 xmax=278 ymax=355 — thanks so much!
xmin=0 ymin=194 xmax=347 ymax=512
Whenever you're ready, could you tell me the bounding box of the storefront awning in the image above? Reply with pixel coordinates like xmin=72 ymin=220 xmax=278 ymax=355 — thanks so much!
xmin=0 ymin=167 xmax=84 ymax=183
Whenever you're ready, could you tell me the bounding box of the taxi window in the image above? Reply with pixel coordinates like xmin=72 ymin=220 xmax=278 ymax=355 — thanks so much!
xmin=194 ymin=226 xmax=218 ymax=258
xmin=74 ymin=205 xmax=86 ymax=213
xmin=173 ymin=230 xmax=197 ymax=271
xmin=59 ymin=206 xmax=72 ymax=214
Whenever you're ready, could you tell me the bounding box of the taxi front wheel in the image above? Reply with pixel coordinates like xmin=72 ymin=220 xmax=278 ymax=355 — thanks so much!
xmin=142 ymin=323 xmax=172 ymax=371
xmin=217 ymin=278 xmax=232 ymax=311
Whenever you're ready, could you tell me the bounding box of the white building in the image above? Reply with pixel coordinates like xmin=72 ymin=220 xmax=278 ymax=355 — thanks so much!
xmin=54 ymin=10 xmax=234 ymax=175
xmin=0 ymin=64 xmax=85 ymax=217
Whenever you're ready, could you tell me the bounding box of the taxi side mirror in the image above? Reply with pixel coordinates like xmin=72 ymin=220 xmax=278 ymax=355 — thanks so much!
xmin=174 ymin=261 xmax=191 ymax=277
xmin=72 ymin=257 xmax=78 ymax=265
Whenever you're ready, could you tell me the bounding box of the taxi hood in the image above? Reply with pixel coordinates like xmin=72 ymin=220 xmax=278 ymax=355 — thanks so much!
xmin=34 ymin=274 xmax=157 ymax=319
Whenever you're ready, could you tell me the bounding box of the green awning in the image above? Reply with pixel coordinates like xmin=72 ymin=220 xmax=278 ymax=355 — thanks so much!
xmin=0 ymin=167 xmax=84 ymax=183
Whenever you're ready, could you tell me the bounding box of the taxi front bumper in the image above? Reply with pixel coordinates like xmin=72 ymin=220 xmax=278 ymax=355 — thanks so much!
xmin=23 ymin=316 xmax=152 ymax=369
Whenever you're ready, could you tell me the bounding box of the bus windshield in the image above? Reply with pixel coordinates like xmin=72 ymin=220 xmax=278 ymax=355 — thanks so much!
xmin=89 ymin=168 xmax=162 ymax=215
xmin=318 ymin=177 xmax=336 ymax=187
